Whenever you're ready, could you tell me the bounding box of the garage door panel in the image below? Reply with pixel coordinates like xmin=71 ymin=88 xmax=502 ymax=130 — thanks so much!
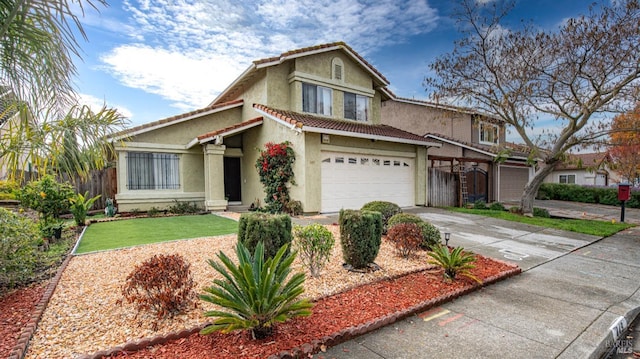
xmin=321 ymin=152 xmax=414 ymax=213
xmin=499 ymin=166 xmax=529 ymax=202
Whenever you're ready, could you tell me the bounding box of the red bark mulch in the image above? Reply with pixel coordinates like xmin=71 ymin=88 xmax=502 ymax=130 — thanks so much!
xmin=1 ymin=256 xmax=518 ymax=359
xmin=103 ymin=255 xmax=517 ymax=359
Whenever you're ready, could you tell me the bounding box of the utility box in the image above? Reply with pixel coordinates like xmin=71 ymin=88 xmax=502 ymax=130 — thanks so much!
xmin=618 ymin=183 xmax=631 ymax=201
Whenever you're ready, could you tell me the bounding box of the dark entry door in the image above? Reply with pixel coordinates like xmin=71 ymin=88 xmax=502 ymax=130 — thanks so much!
xmin=223 ymin=157 xmax=241 ymax=202
xmin=466 ymin=167 xmax=488 ymax=203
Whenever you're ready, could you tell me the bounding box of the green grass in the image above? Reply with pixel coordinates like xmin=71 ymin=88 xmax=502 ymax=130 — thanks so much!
xmin=449 ymin=208 xmax=634 ymax=237
xmin=75 ymin=214 xmax=238 ymax=253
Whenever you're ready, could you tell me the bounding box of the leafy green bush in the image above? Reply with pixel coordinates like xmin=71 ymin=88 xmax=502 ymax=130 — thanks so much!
xmin=387 ymin=223 xmax=422 ymax=258
xmin=0 ymin=180 xmax=19 ymax=200
xmin=428 ymin=245 xmax=481 ymax=283
xmin=168 ymin=200 xmax=200 ymax=214
xmin=17 ymin=175 xmax=74 ymax=219
xmin=533 ymin=207 xmax=550 ymax=218
xmin=121 ymin=254 xmax=196 ymax=320
xmin=69 ymin=192 xmax=101 ymax=226
xmin=388 ymin=213 xmax=441 ymax=250
xmin=339 ymin=209 xmax=382 ymax=269
xmin=473 ymin=200 xmax=487 ymax=210
xmin=361 ymin=201 xmax=402 ymax=233
xmin=536 ymin=183 xmax=640 ymax=208
xmin=293 ymin=224 xmax=335 ymax=277
xmin=0 ymin=208 xmax=40 ymax=289
xmin=489 ymin=202 xmax=506 ymax=211
xmin=200 ymin=242 xmax=312 ymax=339
xmin=237 ymin=212 xmax=292 ymax=259
xmin=255 ymin=142 xmax=296 ymax=214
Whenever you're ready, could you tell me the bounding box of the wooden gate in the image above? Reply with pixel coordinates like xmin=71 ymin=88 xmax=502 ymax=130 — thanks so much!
xmin=428 ymin=168 xmax=457 ymax=207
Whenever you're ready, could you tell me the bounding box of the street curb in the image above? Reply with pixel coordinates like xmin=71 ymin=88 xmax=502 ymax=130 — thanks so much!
xmin=590 ymin=304 xmax=640 ymax=359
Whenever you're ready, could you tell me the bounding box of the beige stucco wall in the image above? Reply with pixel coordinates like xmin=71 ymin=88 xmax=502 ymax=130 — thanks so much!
xmin=381 ymin=100 xmax=472 ymax=140
xmin=131 ymin=108 xmax=243 ymax=145
xmin=115 ymin=107 xmax=244 ymax=211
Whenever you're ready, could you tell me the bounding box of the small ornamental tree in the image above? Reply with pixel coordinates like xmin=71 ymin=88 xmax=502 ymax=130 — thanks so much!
xmin=256 ymin=142 xmax=296 ymax=214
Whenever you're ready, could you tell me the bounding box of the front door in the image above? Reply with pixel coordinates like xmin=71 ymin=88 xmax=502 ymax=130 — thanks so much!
xmin=223 ymin=157 xmax=241 ymax=202
xmin=466 ymin=167 xmax=488 ymax=203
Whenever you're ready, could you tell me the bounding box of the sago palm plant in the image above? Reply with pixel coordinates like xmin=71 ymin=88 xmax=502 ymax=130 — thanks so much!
xmin=427 ymin=245 xmax=482 ymax=283
xmin=200 ymin=241 xmax=312 ymax=339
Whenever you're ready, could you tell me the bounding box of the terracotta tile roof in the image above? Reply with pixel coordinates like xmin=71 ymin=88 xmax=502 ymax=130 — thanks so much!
xmin=556 ymin=152 xmax=609 ymax=170
xmin=213 ymin=42 xmax=390 ymax=105
xmin=197 ymin=117 xmax=263 ymax=141
xmin=254 ymin=104 xmax=439 ymax=146
xmin=111 ymin=99 xmax=244 ymax=139
xmin=424 ymin=133 xmax=532 ymax=159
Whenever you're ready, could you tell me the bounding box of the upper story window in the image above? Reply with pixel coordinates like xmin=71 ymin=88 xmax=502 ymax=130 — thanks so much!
xmin=302 ymin=83 xmax=332 ymax=116
xmin=127 ymin=152 xmax=180 ymax=190
xmin=344 ymin=92 xmax=368 ymax=121
xmin=479 ymin=122 xmax=499 ymax=145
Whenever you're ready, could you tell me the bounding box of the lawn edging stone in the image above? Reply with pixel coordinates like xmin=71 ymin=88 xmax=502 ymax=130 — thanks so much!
xmin=7 ymin=254 xmax=74 ymax=359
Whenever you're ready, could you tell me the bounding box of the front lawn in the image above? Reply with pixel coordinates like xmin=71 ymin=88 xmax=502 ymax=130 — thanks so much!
xmin=449 ymin=208 xmax=633 ymax=237
xmin=75 ymin=214 xmax=238 ymax=253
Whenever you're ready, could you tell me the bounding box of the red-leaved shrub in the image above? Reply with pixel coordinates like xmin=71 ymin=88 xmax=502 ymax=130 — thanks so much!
xmin=121 ymin=254 xmax=196 ymax=321
xmin=387 ymin=223 xmax=422 ymax=259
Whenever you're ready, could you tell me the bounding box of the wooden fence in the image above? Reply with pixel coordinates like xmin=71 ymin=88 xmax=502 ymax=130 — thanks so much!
xmin=428 ymin=168 xmax=458 ymax=207
xmin=59 ymin=167 xmax=117 ymax=209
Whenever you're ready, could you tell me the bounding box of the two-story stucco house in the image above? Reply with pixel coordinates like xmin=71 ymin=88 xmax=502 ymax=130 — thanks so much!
xmin=381 ymin=98 xmax=534 ymax=205
xmin=111 ymin=42 xmax=441 ymax=213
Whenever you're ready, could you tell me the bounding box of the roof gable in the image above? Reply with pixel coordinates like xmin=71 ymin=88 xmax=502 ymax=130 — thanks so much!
xmin=212 ymin=42 xmax=390 ymax=105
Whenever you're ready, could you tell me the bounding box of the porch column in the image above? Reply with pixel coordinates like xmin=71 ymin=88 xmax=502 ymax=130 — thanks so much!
xmin=204 ymin=144 xmax=228 ymax=211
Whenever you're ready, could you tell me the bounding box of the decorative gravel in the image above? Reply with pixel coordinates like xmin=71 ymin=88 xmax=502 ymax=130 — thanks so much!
xmin=24 ymin=224 xmax=435 ymax=359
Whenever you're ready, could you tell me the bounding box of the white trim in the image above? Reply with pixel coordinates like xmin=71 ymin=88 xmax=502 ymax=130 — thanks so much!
xmin=304 ymin=126 xmax=441 ymax=147
xmin=425 ymin=134 xmax=529 ymax=161
xmin=289 ymin=72 xmax=375 ymax=97
xmin=321 ymin=145 xmax=416 ymax=158
xmin=111 ymin=101 xmax=244 ymax=141
xmin=115 ymin=142 xmax=192 ymax=153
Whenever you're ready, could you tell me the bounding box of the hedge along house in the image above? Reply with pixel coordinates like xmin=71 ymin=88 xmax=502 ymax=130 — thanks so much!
xmin=381 ymin=98 xmax=535 ymax=206
xmin=110 ymin=42 xmax=441 ymax=213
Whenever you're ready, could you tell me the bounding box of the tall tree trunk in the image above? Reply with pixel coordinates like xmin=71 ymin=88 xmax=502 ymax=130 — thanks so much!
xmin=520 ymin=161 xmax=558 ymax=216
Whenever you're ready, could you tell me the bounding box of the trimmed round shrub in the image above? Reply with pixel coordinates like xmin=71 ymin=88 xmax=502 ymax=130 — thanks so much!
xmin=0 ymin=208 xmax=41 ymax=290
xmin=489 ymin=202 xmax=506 ymax=211
xmin=238 ymin=212 xmax=292 ymax=259
xmin=387 ymin=213 xmax=441 ymax=250
xmin=387 ymin=223 xmax=422 ymax=258
xmin=361 ymin=201 xmax=402 ymax=233
xmin=339 ymin=209 xmax=382 ymax=269
xmin=121 ymin=254 xmax=196 ymax=320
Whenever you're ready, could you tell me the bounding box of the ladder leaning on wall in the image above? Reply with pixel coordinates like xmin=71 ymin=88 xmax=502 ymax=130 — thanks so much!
xmin=457 ymin=165 xmax=469 ymax=207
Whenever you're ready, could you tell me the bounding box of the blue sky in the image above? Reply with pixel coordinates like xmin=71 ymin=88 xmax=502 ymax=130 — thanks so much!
xmin=73 ymin=0 xmax=594 ymax=139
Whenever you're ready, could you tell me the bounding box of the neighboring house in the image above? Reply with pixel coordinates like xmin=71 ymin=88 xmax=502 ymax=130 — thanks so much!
xmin=111 ymin=42 xmax=441 ymax=213
xmin=381 ymin=98 xmax=534 ymax=205
xmin=545 ymin=152 xmax=619 ymax=186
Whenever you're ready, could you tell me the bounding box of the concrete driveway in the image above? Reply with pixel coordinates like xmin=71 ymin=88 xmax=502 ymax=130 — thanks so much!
xmin=319 ymin=205 xmax=640 ymax=359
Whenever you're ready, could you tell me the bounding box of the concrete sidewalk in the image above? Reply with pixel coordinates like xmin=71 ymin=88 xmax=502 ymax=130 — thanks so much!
xmin=317 ymin=207 xmax=640 ymax=359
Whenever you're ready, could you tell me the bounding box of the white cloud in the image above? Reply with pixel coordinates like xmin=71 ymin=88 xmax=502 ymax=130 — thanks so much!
xmin=98 ymin=0 xmax=440 ymax=110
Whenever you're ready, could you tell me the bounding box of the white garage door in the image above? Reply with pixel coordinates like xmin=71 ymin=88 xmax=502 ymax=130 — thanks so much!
xmin=321 ymin=151 xmax=415 ymax=213
xmin=499 ymin=166 xmax=529 ymax=202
